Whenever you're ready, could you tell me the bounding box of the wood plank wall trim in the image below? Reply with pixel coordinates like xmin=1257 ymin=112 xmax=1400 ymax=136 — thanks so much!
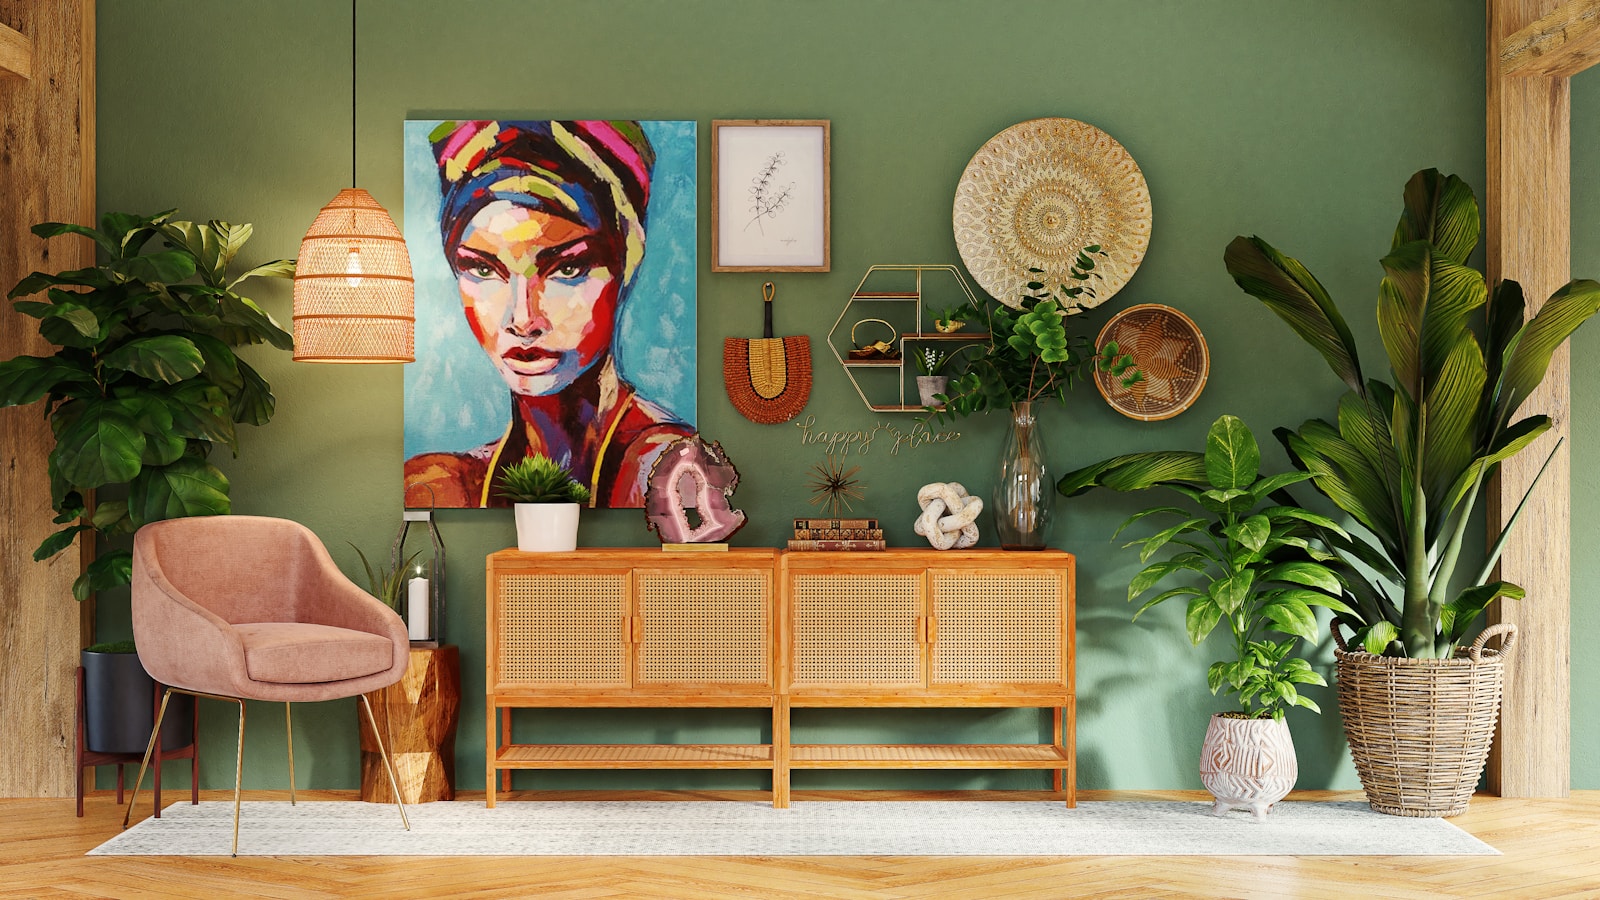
xmin=0 ymin=21 xmax=29 ymax=79
xmin=1486 ymin=0 xmax=1573 ymax=799
xmin=0 ymin=0 xmax=95 ymax=799
xmin=1500 ymin=0 xmax=1600 ymax=76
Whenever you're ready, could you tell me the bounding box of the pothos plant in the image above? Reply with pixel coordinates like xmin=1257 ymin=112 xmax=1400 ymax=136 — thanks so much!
xmin=0 ymin=211 xmax=295 ymax=601
xmin=932 ymin=245 xmax=1140 ymax=419
xmin=1059 ymin=415 xmax=1353 ymax=719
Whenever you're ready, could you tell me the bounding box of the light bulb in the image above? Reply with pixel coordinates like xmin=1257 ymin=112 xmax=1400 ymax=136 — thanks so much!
xmin=345 ymin=246 xmax=364 ymax=287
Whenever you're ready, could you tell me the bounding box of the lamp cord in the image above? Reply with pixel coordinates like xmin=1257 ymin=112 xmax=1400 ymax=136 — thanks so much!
xmin=351 ymin=0 xmax=357 ymax=189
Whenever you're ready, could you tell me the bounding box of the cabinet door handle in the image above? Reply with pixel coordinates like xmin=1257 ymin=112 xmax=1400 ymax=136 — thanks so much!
xmin=927 ymin=615 xmax=938 ymax=643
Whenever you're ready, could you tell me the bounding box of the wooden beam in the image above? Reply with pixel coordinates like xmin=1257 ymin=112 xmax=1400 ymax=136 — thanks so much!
xmin=0 ymin=0 xmax=94 ymax=800
xmin=0 ymin=22 xmax=28 ymax=79
xmin=1500 ymin=0 xmax=1600 ymax=76
xmin=1486 ymin=0 xmax=1572 ymax=799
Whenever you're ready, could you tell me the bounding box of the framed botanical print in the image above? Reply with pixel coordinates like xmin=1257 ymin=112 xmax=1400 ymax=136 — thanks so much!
xmin=711 ymin=119 xmax=830 ymax=272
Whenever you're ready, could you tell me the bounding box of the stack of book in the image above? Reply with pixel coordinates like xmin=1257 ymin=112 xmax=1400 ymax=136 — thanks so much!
xmin=788 ymin=518 xmax=885 ymax=551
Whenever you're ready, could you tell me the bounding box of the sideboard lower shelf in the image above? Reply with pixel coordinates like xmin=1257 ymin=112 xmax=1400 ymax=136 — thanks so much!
xmin=485 ymin=548 xmax=1074 ymax=808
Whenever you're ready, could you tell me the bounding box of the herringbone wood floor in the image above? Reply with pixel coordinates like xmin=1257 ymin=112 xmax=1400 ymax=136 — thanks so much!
xmin=2 ymin=789 xmax=1597 ymax=899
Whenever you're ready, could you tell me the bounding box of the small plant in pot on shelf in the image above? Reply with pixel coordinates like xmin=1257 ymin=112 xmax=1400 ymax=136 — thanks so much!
xmin=0 ymin=211 xmax=293 ymax=753
xmin=1224 ymin=168 xmax=1600 ymax=816
xmin=930 ymin=304 xmax=968 ymax=334
xmin=496 ymin=454 xmax=592 ymax=552
xmin=932 ymin=245 xmax=1138 ymax=549
xmin=913 ymin=347 xmax=953 ymax=407
xmin=1060 ymin=414 xmax=1351 ymax=819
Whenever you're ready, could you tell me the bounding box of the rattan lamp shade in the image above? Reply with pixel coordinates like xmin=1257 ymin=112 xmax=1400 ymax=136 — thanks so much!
xmin=293 ymin=188 xmax=415 ymax=363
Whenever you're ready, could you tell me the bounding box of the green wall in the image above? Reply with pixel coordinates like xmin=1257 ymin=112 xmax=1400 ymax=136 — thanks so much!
xmin=95 ymin=0 xmax=1493 ymax=793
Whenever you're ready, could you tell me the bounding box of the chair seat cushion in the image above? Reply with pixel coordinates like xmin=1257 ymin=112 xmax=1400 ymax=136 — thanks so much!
xmin=235 ymin=622 xmax=394 ymax=684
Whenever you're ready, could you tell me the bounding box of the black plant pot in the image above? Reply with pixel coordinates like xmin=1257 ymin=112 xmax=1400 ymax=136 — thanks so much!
xmin=81 ymin=649 xmax=194 ymax=754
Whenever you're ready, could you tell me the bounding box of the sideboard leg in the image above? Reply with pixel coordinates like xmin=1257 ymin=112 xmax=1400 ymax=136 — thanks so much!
xmin=485 ymin=699 xmax=497 ymax=809
xmin=1052 ymin=706 xmax=1065 ymax=795
xmin=773 ymin=697 xmax=790 ymax=809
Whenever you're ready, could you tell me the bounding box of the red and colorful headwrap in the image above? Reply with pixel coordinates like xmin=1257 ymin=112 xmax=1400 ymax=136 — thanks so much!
xmin=430 ymin=120 xmax=655 ymax=284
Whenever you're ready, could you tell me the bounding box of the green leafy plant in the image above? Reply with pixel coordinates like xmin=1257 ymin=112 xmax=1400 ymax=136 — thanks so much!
xmin=495 ymin=454 xmax=593 ymax=504
xmin=914 ymin=347 xmax=950 ymax=376
xmin=1059 ymin=415 xmax=1352 ymax=719
xmin=930 ymin=304 xmax=968 ymax=332
xmin=0 ymin=211 xmax=295 ymax=601
xmin=934 ymin=247 xmax=1139 ymax=420
xmin=1224 ymin=168 xmax=1600 ymax=658
xmin=349 ymin=544 xmax=425 ymax=610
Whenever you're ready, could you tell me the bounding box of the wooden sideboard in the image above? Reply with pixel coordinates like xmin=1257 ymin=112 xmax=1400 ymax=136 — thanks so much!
xmin=485 ymin=547 xmax=1074 ymax=808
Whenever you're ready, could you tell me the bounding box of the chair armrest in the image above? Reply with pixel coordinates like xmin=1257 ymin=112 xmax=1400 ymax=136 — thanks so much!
xmin=130 ymin=541 xmax=252 ymax=697
xmin=296 ymin=539 xmax=411 ymax=676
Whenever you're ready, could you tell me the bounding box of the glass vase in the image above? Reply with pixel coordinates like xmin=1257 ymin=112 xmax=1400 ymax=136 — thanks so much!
xmin=994 ymin=401 xmax=1054 ymax=550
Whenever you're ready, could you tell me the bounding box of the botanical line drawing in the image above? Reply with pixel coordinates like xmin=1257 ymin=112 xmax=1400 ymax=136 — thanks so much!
xmin=745 ymin=151 xmax=794 ymax=234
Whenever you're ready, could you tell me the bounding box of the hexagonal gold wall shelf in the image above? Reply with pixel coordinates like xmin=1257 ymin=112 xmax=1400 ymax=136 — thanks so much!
xmin=827 ymin=265 xmax=986 ymax=412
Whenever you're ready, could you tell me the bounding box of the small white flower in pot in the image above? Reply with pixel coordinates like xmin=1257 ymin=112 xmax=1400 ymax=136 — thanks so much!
xmin=496 ymin=454 xmax=592 ymax=552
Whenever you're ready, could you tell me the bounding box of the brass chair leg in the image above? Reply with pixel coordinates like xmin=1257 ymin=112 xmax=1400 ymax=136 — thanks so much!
xmin=231 ymin=698 xmax=246 ymax=857
xmin=122 ymin=689 xmax=173 ymax=830
xmin=284 ymin=702 xmax=296 ymax=806
xmin=359 ymin=693 xmax=410 ymax=830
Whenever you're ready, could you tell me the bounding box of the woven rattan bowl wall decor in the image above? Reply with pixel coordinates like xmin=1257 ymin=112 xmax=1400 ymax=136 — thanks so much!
xmin=953 ymin=118 xmax=1151 ymax=309
xmin=1093 ymin=303 xmax=1208 ymax=421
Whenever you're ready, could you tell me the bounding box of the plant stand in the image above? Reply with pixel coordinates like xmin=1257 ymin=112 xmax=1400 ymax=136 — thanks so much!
xmin=360 ymin=644 xmax=460 ymax=804
xmin=75 ymin=666 xmax=197 ymax=818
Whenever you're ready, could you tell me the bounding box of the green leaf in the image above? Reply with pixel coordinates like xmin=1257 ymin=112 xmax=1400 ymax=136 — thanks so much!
xmin=1207 ymin=661 xmax=1229 ymax=694
xmin=1393 ymin=168 xmax=1479 ymax=266
xmin=1362 ymin=620 xmax=1400 ymax=655
xmin=0 ymin=356 xmax=93 ymax=408
xmin=1224 ymin=235 xmax=1364 ymax=394
xmin=1224 ymin=514 xmax=1270 ymax=553
xmin=1259 ymin=561 xmax=1341 ymax=593
xmin=91 ymin=499 xmax=131 ymax=532
xmin=1251 ymin=470 xmax=1315 ymax=502
xmin=1442 ymin=581 xmax=1525 ymax=643
xmin=101 ymin=335 xmax=205 ymax=384
xmin=1058 ymin=451 xmax=1207 ymax=498
xmin=218 ymin=293 xmax=294 ymax=350
xmin=1495 ymin=278 xmax=1600 ymax=429
xmin=160 ymin=221 xmax=225 ymax=284
xmin=228 ymin=259 xmax=297 ymax=286
xmin=1258 ymin=505 xmax=1345 ymax=533
xmin=73 ymin=549 xmax=133 ymax=601
xmin=33 ymin=524 xmax=89 ymax=561
xmin=128 ymin=458 xmax=231 ymax=527
xmin=112 ymin=250 xmax=196 ymax=285
xmin=230 ymin=358 xmax=276 ymax=426
xmin=1128 ymin=555 xmax=1209 ymax=600
xmin=1209 ymin=570 xmax=1256 ymax=614
xmin=30 ymin=221 xmax=117 ymax=257
xmin=159 ymin=381 xmax=237 ymax=446
xmin=51 ymin=401 xmax=145 ymax=489
xmin=1184 ymin=597 xmax=1224 ymax=645
xmin=1132 ymin=586 xmax=1204 ymax=621
xmin=1261 ymin=596 xmax=1319 ymax=642
xmin=1204 ymin=414 xmax=1260 ymax=490
xmin=1137 ymin=518 xmax=1208 ymax=563
xmin=1110 ymin=506 xmax=1191 ymax=540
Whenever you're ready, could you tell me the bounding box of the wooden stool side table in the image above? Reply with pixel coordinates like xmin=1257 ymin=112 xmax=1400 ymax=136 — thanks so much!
xmin=75 ymin=666 xmax=198 ymax=818
xmin=360 ymin=644 xmax=460 ymax=804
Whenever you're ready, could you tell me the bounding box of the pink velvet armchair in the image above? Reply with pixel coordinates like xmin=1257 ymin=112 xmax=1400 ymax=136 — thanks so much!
xmin=123 ymin=515 xmax=412 ymax=854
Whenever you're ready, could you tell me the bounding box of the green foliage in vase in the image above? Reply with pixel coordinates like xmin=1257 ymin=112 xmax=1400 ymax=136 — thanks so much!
xmin=495 ymin=454 xmax=593 ymax=505
xmin=914 ymin=347 xmax=950 ymax=376
xmin=349 ymin=544 xmax=425 ymax=611
xmin=0 ymin=211 xmax=295 ymax=601
xmin=933 ymin=246 xmax=1140 ymax=420
xmin=1060 ymin=415 xmax=1352 ymax=720
xmin=1224 ymin=168 xmax=1600 ymax=659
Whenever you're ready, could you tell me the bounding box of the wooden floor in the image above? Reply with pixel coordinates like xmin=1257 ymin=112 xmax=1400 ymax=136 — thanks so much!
xmin=3 ymin=788 xmax=1599 ymax=899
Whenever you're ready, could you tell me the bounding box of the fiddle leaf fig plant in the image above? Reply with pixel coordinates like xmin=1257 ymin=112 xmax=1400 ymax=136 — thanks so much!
xmin=1059 ymin=415 xmax=1353 ymax=719
xmin=1224 ymin=168 xmax=1600 ymax=658
xmin=0 ymin=211 xmax=295 ymax=600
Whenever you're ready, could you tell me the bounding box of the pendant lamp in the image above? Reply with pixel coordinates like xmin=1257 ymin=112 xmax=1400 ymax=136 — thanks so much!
xmin=293 ymin=0 xmax=414 ymax=363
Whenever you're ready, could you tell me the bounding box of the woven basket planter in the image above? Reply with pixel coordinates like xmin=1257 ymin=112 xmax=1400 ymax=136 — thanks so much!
xmin=1334 ymin=623 xmax=1517 ymax=818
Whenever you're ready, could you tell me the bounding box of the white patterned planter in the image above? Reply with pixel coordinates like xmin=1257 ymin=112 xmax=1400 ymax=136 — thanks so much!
xmin=1199 ymin=713 xmax=1298 ymax=819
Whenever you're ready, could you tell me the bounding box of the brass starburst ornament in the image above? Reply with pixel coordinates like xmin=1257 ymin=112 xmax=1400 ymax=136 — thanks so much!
xmin=806 ymin=454 xmax=865 ymax=518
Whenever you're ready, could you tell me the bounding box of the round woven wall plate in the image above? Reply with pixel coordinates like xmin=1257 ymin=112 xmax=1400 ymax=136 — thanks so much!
xmin=953 ymin=118 xmax=1151 ymax=309
xmin=1094 ymin=304 xmax=1208 ymax=422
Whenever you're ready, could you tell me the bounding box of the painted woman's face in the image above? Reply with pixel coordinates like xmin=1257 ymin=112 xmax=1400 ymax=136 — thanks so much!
xmin=451 ymin=200 xmax=620 ymax=396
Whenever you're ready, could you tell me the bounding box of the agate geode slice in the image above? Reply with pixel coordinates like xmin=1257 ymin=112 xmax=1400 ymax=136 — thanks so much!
xmin=644 ymin=435 xmax=748 ymax=544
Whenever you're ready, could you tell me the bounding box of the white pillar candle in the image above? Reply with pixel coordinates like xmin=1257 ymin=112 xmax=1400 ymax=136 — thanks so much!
xmin=407 ymin=575 xmax=430 ymax=641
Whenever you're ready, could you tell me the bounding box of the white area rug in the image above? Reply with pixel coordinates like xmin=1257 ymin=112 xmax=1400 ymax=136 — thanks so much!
xmin=90 ymin=800 xmax=1496 ymax=857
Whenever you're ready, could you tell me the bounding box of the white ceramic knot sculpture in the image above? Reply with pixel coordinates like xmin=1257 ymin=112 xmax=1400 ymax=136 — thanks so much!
xmin=914 ymin=482 xmax=982 ymax=550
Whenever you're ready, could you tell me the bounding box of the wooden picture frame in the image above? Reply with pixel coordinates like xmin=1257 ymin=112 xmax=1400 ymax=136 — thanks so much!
xmin=712 ymin=119 xmax=830 ymax=272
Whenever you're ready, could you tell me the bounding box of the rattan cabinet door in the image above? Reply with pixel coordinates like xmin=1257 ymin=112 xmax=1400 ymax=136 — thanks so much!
xmin=635 ymin=568 xmax=771 ymax=686
xmin=789 ymin=570 xmax=924 ymax=687
xmin=497 ymin=569 xmax=630 ymax=687
xmin=929 ymin=568 xmax=1063 ymax=686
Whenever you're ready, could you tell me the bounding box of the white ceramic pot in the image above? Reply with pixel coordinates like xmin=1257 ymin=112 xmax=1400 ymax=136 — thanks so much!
xmin=916 ymin=375 xmax=950 ymax=407
xmin=513 ymin=502 xmax=580 ymax=552
xmin=1198 ymin=713 xmax=1298 ymax=819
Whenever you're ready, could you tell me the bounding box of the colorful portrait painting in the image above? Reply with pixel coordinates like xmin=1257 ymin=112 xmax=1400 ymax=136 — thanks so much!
xmin=402 ymin=120 xmax=697 ymax=508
